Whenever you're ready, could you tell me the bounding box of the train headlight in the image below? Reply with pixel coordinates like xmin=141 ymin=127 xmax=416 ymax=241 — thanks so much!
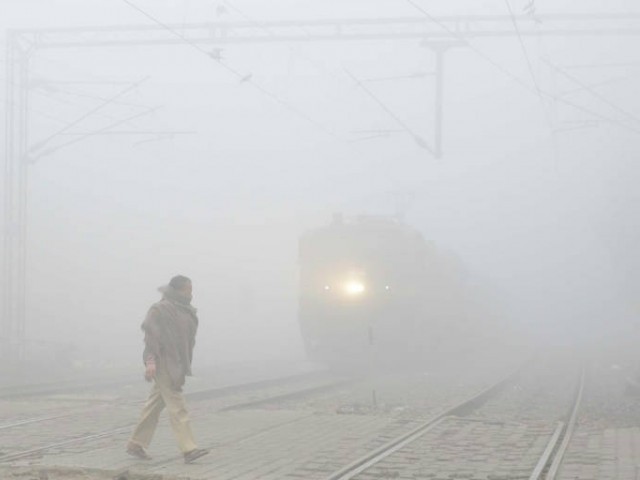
xmin=343 ymin=280 xmax=366 ymax=296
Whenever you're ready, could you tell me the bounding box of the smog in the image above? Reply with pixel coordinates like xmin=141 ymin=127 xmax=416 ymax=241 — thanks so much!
xmin=1 ymin=1 xmax=639 ymax=478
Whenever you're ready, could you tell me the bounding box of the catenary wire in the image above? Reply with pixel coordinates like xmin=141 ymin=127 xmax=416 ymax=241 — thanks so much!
xmin=543 ymin=59 xmax=640 ymax=126
xmin=404 ymin=0 xmax=640 ymax=136
xmin=503 ymin=0 xmax=554 ymax=130
xmin=343 ymin=68 xmax=433 ymax=153
xmin=121 ymin=0 xmax=340 ymax=140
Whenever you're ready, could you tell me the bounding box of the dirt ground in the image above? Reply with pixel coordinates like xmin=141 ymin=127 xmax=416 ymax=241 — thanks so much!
xmin=0 ymin=467 xmax=179 ymax=480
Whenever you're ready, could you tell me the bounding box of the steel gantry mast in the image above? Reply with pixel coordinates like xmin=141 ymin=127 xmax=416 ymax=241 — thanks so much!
xmin=17 ymin=13 xmax=640 ymax=47
xmin=3 ymin=32 xmax=33 ymax=364
xmin=3 ymin=11 xmax=640 ymax=364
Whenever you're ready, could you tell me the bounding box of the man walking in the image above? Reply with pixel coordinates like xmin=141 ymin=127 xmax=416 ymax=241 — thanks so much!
xmin=127 ymin=275 xmax=209 ymax=463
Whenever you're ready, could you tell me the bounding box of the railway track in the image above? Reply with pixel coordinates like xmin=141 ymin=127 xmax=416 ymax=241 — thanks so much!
xmin=323 ymin=366 xmax=521 ymax=480
xmin=548 ymin=354 xmax=640 ymax=480
xmin=0 ymin=376 xmax=139 ymax=400
xmin=0 ymin=368 xmax=332 ymax=431
xmin=0 ymin=369 xmax=350 ymax=463
xmin=2 ymin=353 xmax=584 ymax=480
xmin=531 ymin=369 xmax=585 ymax=480
xmin=0 ymin=358 xmax=515 ymax=479
xmin=323 ymin=359 xmax=585 ymax=480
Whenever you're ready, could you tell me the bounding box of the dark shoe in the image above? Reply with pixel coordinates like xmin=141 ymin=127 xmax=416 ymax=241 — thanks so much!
xmin=126 ymin=442 xmax=151 ymax=460
xmin=184 ymin=448 xmax=210 ymax=464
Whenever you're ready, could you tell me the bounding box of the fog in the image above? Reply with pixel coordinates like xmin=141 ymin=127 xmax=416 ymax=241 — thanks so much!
xmin=1 ymin=0 xmax=639 ymax=374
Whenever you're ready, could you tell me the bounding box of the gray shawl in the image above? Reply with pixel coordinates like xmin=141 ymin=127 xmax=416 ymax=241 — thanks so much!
xmin=141 ymin=286 xmax=199 ymax=390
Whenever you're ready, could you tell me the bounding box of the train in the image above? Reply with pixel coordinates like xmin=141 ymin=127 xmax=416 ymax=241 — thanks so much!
xmin=298 ymin=214 xmax=476 ymax=369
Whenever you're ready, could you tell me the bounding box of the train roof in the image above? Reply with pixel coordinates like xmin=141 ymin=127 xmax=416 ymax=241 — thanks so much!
xmin=301 ymin=214 xmax=423 ymax=239
xmin=299 ymin=214 xmax=428 ymax=261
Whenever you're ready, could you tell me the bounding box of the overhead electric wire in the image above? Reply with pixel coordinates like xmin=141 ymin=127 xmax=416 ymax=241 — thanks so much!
xmin=543 ymin=59 xmax=640 ymax=126
xmin=559 ymin=75 xmax=627 ymax=97
xmin=503 ymin=0 xmax=554 ymax=130
xmin=29 ymin=77 xmax=149 ymax=153
xmin=52 ymin=85 xmax=157 ymax=114
xmin=43 ymin=82 xmax=170 ymax=131
xmin=221 ymin=0 xmax=421 ymax=147
xmin=404 ymin=0 xmax=640 ymax=136
xmin=547 ymin=91 xmax=640 ymax=134
xmin=344 ymin=68 xmax=433 ymax=153
xmin=27 ymin=83 xmax=158 ymax=125
xmin=504 ymin=0 xmax=542 ymax=95
xmin=121 ymin=0 xmax=339 ymax=140
xmin=0 ymin=82 xmax=69 ymax=125
xmin=525 ymin=4 xmax=640 ymax=134
xmin=562 ymin=61 xmax=640 ymax=70
xmin=32 ymin=106 xmax=162 ymax=162
xmin=221 ymin=0 xmax=343 ymax=82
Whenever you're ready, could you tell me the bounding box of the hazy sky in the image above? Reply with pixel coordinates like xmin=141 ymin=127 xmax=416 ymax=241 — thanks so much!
xmin=2 ymin=0 xmax=639 ymax=367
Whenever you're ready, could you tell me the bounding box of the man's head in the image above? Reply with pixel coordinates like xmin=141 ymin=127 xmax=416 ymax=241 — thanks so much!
xmin=169 ymin=275 xmax=192 ymax=297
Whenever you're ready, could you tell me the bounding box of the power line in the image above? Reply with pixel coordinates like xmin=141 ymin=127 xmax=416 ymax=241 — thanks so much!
xmin=26 ymin=80 xmax=159 ymax=126
xmin=221 ymin=0 xmax=431 ymax=148
xmin=121 ymin=0 xmax=340 ymax=140
xmin=221 ymin=0 xmax=344 ymax=82
xmin=503 ymin=0 xmax=553 ymax=129
xmin=122 ymin=0 xmax=242 ymax=75
xmin=50 ymin=85 xmax=157 ymax=114
xmin=548 ymin=92 xmax=640 ymax=134
xmin=562 ymin=61 xmax=640 ymax=69
xmin=25 ymin=76 xmax=183 ymax=162
xmin=344 ymin=69 xmax=433 ymax=153
xmin=504 ymin=0 xmax=543 ymax=95
xmin=31 ymin=106 xmax=162 ymax=162
xmin=559 ymin=75 xmax=627 ymax=97
xmin=404 ymin=0 xmax=640 ymax=136
xmin=29 ymin=77 xmax=149 ymax=154
xmin=404 ymin=1 xmax=539 ymax=92
xmin=544 ymin=59 xmax=640 ymax=126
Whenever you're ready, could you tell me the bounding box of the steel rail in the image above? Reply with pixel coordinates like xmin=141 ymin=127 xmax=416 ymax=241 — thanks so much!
xmin=544 ymin=368 xmax=586 ymax=479
xmin=324 ymin=360 xmax=584 ymax=480
xmin=0 ymin=370 xmax=332 ymax=433
xmin=0 ymin=377 xmax=139 ymax=400
xmin=529 ymin=422 xmax=565 ymax=480
xmin=0 ymin=368 xmax=326 ymax=401
xmin=0 ymin=413 xmax=83 ymax=431
xmin=324 ymin=366 xmax=522 ymax=480
xmin=217 ymin=378 xmax=355 ymax=411
xmin=0 ymin=372 xmax=351 ymax=463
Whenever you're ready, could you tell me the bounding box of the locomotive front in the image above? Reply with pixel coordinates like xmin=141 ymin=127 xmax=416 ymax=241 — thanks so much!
xmin=298 ymin=216 xmax=430 ymax=368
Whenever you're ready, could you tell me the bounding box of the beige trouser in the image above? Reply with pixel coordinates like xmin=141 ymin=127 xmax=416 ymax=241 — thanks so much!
xmin=129 ymin=369 xmax=198 ymax=453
